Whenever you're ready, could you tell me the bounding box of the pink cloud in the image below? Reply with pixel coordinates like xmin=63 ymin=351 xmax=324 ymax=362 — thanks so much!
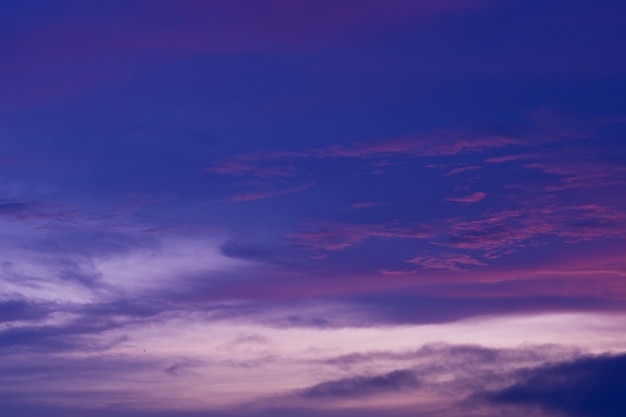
xmin=204 ymin=160 xmax=297 ymax=178
xmin=380 ymin=269 xmax=418 ymax=276
xmin=447 ymin=192 xmax=487 ymax=203
xmin=220 ymin=182 xmax=314 ymax=202
xmin=485 ymin=154 xmax=534 ymax=163
xmin=184 ymin=248 xmax=626 ymax=305
xmin=446 ymin=165 xmax=482 ymax=175
xmin=291 ymin=222 xmax=434 ymax=255
xmin=444 ymin=204 xmax=626 ymax=257
xmin=206 ymin=132 xmax=528 ymax=178
xmin=289 ymin=202 xmax=626 ymax=260
xmin=206 ymin=110 xmax=615 ymax=183
xmin=311 ymin=134 xmax=525 ymax=159
xmin=407 ymin=253 xmax=486 ymax=271
xmin=346 ymin=202 xmax=386 ymax=210
xmin=523 ymin=161 xmax=626 ymax=190
xmin=526 ymin=107 xmax=594 ymax=140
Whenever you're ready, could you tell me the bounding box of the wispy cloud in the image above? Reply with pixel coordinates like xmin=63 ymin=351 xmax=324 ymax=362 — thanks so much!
xmin=346 ymin=202 xmax=386 ymax=211
xmin=407 ymin=253 xmax=486 ymax=271
xmin=301 ymin=369 xmax=419 ymax=399
xmin=443 ymin=204 xmax=626 ymax=257
xmin=524 ymin=161 xmax=626 ymax=190
xmin=485 ymin=154 xmax=535 ymax=163
xmin=289 ymin=201 xmax=626 ymax=260
xmin=0 ymin=200 xmax=84 ymax=224
xmin=205 ymin=160 xmax=298 ymax=179
xmin=446 ymin=165 xmax=482 ymax=175
xmin=290 ymin=221 xmax=434 ymax=255
xmin=206 ymin=132 xmax=528 ymax=180
xmin=219 ymin=183 xmax=315 ymax=203
xmin=447 ymin=192 xmax=486 ymax=203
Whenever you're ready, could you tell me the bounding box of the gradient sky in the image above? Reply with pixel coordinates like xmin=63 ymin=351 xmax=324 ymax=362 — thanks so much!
xmin=2 ymin=1 xmax=626 ymax=416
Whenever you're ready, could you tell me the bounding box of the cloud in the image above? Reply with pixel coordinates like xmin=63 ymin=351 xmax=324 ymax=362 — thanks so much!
xmin=207 ymin=133 xmax=526 ymax=180
xmin=219 ymin=183 xmax=315 ymax=202
xmin=311 ymin=134 xmax=524 ymax=159
xmin=0 ymin=201 xmax=34 ymax=216
xmin=291 ymin=343 xmax=590 ymax=415
xmin=290 ymin=221 xmax=433 ymax=255
xmin=486 ymin=353 xmax=626 ymax=417
xmin=346 ymin=202 xmax=386 ymax=211
xmin=0 ymin=316 xmax=123 ymax=353
xmin=301 ymin=369 xmax=419 ymax=399
xmin=0 ymin=352 xmax=187 ymax=415
xmin=524 ymin=161 xmax=626 ymax=190
xmin=446 ymin=166 xmax=482 ymax=175
xmin=219 ymin=240 xmax=282 ymax=263
xmin=407 ymin=253 xmax=486 ymax=271
xmin=0 ymin=299 xmax=51 ymax=323
xmin=165 ymin=358 xmax=206 ymax=376
xmin=0 ymin=296 xmax=183 ymax=357
xmin=447 ymin=192 xmax=486 ymax=203
xmin=443 ymin=204 xmax=626 ymax=257
xmin=201 ymin=290 xmax=626 ymax=329
xmin=205 ymin=160 xmax=298 ymax=179
xmin=289 ymin=201 xmax=626 ymax=260
xmin=317 ymin=343 xmax=585 ymax=393
xmin=0 ymin=200 xmax=83 ymax=223
xmin=485 ymin=154 xmax=534 ymax=163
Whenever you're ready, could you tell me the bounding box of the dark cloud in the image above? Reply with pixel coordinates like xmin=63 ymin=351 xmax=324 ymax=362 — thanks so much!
xmin=0 ymin=299 xmax=51 ymax=323
xmin=219 ymin=239 xmax=291 ymax=265
xmin=79 ymin=298 xmax=170 ymax=319
xmin=191 ymin=292 xmax=626 ymax=329
xmin=315 ymin=343 xmax=583 ymax=402
xmin=0 ymin=200 xmax=83 ymax=223
xmin=320 ymin=343 xmax=509 ymax=369
xmin=0 ymin=401 xmax=427 ymax=417
xmin=301 ymin=370 xmax=419 ymax=399
xmin=486 ymin=353 xmax=626 ymax=417
xmin=0 ymin=355 xmax=162 ymax=416
xmin=0 ymin=298 xmax=173 ymax=355
xmin=27 ymin=229 xmax=159 ymax=261
xmin=0 ymin=201 xmax=35 ymax=216
xmin=165 ymin=358 xmax=206 ymax=376
xmin=0 ymin=318 xmax=121 ymax=353
xmin=346 ymin=293 xmax=626 ymax=325
xmin=0 ymin=341 xmax=593 ymax=417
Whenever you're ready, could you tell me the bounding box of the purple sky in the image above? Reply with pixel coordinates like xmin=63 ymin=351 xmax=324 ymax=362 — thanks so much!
xmin=1 ymin=1 xmax=626 ymax=416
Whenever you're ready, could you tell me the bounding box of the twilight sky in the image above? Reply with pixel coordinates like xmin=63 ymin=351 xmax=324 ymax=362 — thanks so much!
xmin=1 ymin=1 xmax=626 ymax=416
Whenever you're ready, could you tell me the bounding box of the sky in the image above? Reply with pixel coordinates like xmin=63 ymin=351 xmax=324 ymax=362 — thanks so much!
xmin=1 ymin=1 xmax=626 ymax=416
